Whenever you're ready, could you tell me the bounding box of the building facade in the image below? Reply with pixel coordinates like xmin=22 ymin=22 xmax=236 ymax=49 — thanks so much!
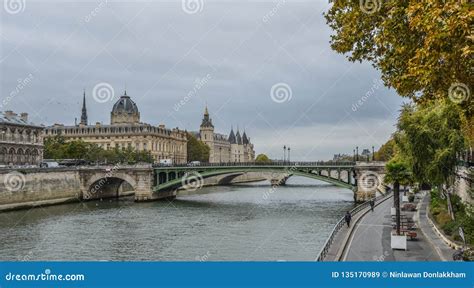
xmin=0 ymin=111 xmax=44 ymax=166
xmin=195 ymin=107 xmax=255 ymax=163
xmin=44 ymin=91 xmax=187 ymax=164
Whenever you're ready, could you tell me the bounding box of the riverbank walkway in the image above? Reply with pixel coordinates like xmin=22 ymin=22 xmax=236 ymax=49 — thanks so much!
xmin=342 ymin=192 xmax=455 ymax=261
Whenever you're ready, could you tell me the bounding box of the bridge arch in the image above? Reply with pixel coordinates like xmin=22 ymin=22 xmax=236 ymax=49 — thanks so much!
xmin=84 ymin=173 xmax=137 ymax=200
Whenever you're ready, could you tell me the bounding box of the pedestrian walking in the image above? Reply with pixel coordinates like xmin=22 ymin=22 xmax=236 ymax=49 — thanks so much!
xmin=344 ymin=211 xmax=352 ymax=227
xmin=370 ymin=199 xmax=375 ymax=212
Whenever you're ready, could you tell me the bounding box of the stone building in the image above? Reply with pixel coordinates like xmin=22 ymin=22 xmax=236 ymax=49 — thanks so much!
xmin=44 ymin=91 xmax=187 ymax=163
xmin=194 ymin=107 xmax=255 ymax=163
xmin=0 ymin=111 xmax=44 ymax=166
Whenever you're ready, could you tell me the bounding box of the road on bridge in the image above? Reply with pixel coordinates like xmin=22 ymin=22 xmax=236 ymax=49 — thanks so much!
xmin=343 ymin=195 xmax=440 ymax=261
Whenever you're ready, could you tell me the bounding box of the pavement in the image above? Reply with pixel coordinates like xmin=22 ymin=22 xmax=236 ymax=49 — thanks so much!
xmin=417 ymin=191 xmax=457 ymax=261
xmin=343 ymin=193 xmax=444 ymax=261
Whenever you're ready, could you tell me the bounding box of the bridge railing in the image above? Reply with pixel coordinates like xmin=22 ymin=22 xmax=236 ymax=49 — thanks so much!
xmin=315 ymin=192 xmax=391 ymax=262
xmin=153 ymin=161 xmax=355 ymax=168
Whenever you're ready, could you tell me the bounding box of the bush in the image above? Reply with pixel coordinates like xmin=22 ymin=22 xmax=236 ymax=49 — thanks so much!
xmin=408 ymin=195 xmax=415 ymax=202
xmin=442 ymin=221 xmax=457 ymax=236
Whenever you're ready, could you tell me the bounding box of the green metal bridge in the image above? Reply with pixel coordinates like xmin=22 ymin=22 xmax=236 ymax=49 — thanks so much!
xmin=153 ymin=161 xmax=357 ymax=193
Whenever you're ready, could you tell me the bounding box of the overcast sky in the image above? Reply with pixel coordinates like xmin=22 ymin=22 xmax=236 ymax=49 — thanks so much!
xmin=0 ymin=0 xmax=404 ymax=160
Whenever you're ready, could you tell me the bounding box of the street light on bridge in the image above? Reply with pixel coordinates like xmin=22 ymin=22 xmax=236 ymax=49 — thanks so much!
xmin=288 ymin=147 xmax=290 ymax=163
xmin=283 ymin=145 xmax=286 ymax=163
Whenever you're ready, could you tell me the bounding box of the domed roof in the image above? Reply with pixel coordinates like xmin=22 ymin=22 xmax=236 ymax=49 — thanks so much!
xmin=112 ymin=91 xmax=139 ymax=115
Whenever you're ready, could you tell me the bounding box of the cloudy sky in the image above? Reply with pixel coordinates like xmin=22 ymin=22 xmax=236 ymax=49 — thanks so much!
xmin=0 ymin=0 xmax=404 ymax=160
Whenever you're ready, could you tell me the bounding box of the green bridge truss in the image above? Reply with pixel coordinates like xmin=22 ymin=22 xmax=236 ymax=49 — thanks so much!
xmin=153 ymin=162 xmax=356 ymax=193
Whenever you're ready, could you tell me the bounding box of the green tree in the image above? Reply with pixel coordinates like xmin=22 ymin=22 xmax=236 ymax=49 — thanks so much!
xmin=384 ymin=158 xmax=411 ymax=235
xmin=255 ymin=154 xmax=271 ymax=163
xmin=324 ymin=1 xmax=473 ymax=116
xmin=186 ymin=133 xmax=210 ymax=162
xmin=395 ymin=100 xmax=465 ymax=187
xmin=375 ymin=138 xmax=396 ymax=161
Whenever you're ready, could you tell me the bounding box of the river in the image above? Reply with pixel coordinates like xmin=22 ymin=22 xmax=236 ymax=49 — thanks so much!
xmin=0 ymin=177 xmax=354 ymax=261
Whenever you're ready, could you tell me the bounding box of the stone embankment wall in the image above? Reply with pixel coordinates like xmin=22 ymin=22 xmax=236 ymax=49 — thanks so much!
xmin=0 ymin=168 xmax=81 ymax=211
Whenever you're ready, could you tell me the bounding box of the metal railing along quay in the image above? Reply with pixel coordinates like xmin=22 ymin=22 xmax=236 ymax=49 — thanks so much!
xmin=315 ymin=192 xmax=392 ymax=262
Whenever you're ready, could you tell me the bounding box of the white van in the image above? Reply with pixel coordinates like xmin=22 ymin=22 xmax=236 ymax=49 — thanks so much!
xmin=159 ymin=159 xmax=173 ymax=166
xmin=40 ymin=161 xmax=60 ymax=168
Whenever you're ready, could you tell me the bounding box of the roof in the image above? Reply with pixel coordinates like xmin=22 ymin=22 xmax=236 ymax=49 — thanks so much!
xmin=236 ymin=130 xmax=242 ymax=145
xmin=228 ymin=128 xmax=236 ymax=144
xmin=0 ymin=111 xmax=41 ymax=128
xmin=242 ymin=131 xmax=249 ymax=144
xmin=112 ymin=92 xmax=139 ymax=115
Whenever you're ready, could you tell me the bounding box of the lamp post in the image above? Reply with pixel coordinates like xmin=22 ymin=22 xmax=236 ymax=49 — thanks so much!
xmin=288 ymin=147 xmax=291 ymax=163
xmin=372 ymin=146 xmax=375 ymax=161
xmin=219 ymin=147 xmax=222 ymax=164
xmin=356 ymin=146 xmax=359 ymax=161
xmin=283 ymin=145 xmax=286 ymax=164
xmin=353 ymin=149 xmax=355 ymax=162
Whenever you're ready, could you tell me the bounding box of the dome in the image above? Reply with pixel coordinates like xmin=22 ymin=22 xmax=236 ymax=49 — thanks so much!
xmin=111 ymin=91 xmax=140 ymax=125
xmin=112 ymin=93 xmax=139 ymax=115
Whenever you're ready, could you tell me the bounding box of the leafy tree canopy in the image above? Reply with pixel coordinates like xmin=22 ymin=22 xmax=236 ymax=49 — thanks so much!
xmin=255 ymin=154 xmax=271 ymax=163
xmin=186 ymin=133 xmax=210 ymax=162
xmin=394 ymin=100 xmax=465 ymax=186
xmin=325 ymin=1 xmax=473 ymax=116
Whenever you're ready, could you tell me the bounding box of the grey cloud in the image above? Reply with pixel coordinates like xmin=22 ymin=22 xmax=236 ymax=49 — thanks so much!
xmin=0 ymin=0 xmax=403 ymax=160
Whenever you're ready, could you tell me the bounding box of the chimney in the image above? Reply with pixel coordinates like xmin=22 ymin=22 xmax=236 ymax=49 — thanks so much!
xmin=5 ymin=111 xmax=15 ymax=118
xmin=20 ymin=112 xmax=28 ymax=122
xmin=159 ymin=124 xmax=165 ymax=129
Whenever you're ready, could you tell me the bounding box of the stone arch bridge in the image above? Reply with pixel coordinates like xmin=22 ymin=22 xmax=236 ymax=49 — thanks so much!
xmin=78 ymin=162 xmax=387 ymax=203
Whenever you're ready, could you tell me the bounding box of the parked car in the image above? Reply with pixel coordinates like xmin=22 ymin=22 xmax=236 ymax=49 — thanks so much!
xmin=159 ymin=159 xmax=173 ymax=166
xmin=187 ymin=161 xmax=201 ymax=166
xmin=40 ymin=161 xmax=60 ymax=168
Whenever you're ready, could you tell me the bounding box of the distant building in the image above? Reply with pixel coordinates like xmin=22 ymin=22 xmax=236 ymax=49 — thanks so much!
xmin=333 ymin=153 xmax=351 ymax=161
xmin=44 ymin=91 xmax=187 ymax=163
xmin=0 ymin=111 xmax=44 ymax=166
xmin=193 ymin=107 xmax=255 ymax=163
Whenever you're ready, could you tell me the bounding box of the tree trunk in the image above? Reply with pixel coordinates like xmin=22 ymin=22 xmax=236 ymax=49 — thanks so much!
xmin=394 ymin=181 xmax=401 ymax=235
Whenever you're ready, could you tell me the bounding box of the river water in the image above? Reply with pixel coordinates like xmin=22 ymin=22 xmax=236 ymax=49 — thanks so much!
xmin=0 ymin=177 xmax=354 ymax=261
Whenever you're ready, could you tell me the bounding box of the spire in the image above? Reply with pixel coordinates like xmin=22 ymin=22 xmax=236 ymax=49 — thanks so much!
xmin=200 ymin=105 xmax=213 ymax=128
xmin=242 ymin=130 xmax=249 ymax=145
xmin=228 ymin=126 xmax=236 ymax=144
xmin=236 ymin=128 xmax=242 ymax=145
xmin=80 ymin=89 xmax=88 ymax=125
